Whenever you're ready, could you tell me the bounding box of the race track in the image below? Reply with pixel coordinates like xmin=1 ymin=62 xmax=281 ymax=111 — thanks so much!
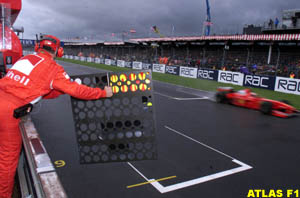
xmin=31 ymin=60 xmax=300 ymax=198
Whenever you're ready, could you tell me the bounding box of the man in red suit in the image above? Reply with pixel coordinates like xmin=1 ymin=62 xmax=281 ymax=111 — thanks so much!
xmin=0 ymin=35 xmax=113 ymax=198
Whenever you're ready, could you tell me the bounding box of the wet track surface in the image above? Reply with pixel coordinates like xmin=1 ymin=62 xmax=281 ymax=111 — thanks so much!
xmin=31 ymin=61 xmax=300 ymax=198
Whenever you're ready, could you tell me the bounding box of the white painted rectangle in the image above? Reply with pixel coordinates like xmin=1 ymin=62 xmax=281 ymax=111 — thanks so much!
xmin=132 ymin=61 xmax=143 ymax=70
xmin=152 ymin=64 xmax=166 ymax=73
xmin=127 ymin=125 xmax=253 ymax=194
xmin=179 ymin=66 xmax=197 ymax=78
xmin=95 ymin=58 xmax=100 ymax=63
xmin=87 ymin=57 xmax=92 ymax=62
xmin=117 ymin=60 xmax=125 ymax=67
xmin=275 ymin=76 xmax=300 ymax=95
xmin=218 ymin=70 xmax=244 ymax=86
xmin=105 ymin=59 xmax=111 ymax=65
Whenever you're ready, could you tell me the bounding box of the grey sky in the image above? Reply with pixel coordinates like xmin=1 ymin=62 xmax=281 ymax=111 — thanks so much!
xmin=14 ymin=0 xmax=299 ymax=40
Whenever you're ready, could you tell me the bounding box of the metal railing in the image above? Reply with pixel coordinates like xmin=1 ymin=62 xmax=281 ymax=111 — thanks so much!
xmin=262 ymin=21 xmax=300 ymax=31
xmin=17 ymin=116 xmax=67 ymax=198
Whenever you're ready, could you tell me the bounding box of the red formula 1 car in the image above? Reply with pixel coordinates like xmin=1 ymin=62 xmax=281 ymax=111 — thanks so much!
xmin=215 ymin=87 xmax=299 ymax=118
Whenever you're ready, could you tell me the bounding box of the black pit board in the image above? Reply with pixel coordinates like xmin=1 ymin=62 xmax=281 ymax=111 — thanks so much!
xmin=70 ymin=70 xmax=157 ymax=164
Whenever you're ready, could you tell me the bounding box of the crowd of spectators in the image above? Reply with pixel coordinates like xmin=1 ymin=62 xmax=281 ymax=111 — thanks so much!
xmin=63 ymin=43 xmax=300 ymax=79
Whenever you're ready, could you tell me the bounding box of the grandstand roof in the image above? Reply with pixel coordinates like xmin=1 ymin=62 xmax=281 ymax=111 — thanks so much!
xmin=104 ymin=42 xmax=125 ymax=45
xmin=63 ymin=41 xmax=139 ymax=46
xmin=130 ymin=34 xmax=300 ymax=43
xmin=60 ymin=34 xmax=300 ymax=46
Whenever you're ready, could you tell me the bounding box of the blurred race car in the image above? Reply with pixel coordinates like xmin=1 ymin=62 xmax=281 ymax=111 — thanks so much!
xmin=215 ymin=87 xmax=299 ymax=118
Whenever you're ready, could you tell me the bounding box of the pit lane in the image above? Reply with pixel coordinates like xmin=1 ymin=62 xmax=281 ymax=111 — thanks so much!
xmin=30 ymin=61 xmax=300 ymax=198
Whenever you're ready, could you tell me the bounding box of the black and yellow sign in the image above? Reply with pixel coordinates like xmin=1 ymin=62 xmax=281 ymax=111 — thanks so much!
xmin=70 ymin=70 xmax=157 ymax=164
xmin=109 ymin=71 xmax=152 ymax=94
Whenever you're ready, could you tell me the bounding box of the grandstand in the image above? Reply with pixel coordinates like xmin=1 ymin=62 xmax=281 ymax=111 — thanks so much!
xmin=55 ymin=34 xmax=300 ymax=78
xmin=20 ymin=34 xmax=300 ymax=79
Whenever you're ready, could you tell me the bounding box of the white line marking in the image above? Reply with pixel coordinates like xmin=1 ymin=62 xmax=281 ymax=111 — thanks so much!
xmin=233 ymin=159 xmax=253 ymax=169
xmin=127 ymin=126 xmax=253 ymax=193
xmin=153 ymin=80 xmax=214 ymax=94
xmin=155 ymin=92 xmax=210 ymax=101
xmin=127 ymin=162 xmax=150 ymax=181
xmin=128 ymin=159 xmax=252 ymax=194
xmin=165 ymin=125 xmax=235 ymax=160
xmin=173 ymin=97 xmax=209 ymax=101
xmin=152 ymin=159 xmax=252 ymax=193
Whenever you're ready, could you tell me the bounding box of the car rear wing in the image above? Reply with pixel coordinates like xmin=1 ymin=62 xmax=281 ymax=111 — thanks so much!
xmin=217 ymin=87 xmax=234 ymax=92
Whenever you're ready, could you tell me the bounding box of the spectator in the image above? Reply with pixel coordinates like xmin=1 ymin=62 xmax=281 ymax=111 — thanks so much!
xmin=196 ymin=59 xmax=201 ymax=67
xmin=275 ymin=18 xmax=279 ymax=29
xmin=163 ymin=57 xmax=168 ymax=65
xmin=268 ymin=19 xmax=274 ymax=28
xmin=62 ymin=41 xmax=300 ymax=79
xmin=240 ymin=65 xmax=249 ymax=74
xmin=252 ymin=64 xmax=257 ymax=75
xmin=290 ymin=72 xmax=295 ymax=78
xmin=284 ymin=66 xmax=288 ymax=75
xmin=292 ymin=17 xmax=297 ymax=27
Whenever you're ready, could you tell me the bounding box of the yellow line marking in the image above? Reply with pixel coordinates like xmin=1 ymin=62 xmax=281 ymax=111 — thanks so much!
xmin=127 ymin=175 xmax=177 ymax=189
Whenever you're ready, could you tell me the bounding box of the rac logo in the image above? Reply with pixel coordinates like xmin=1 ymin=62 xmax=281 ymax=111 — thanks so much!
xmin=180 ymin=67 xmax=196 ymax=77
xmin=198 ymin=70 xmax=214 ymax=80
xmin=219 ymin=72 xmax=240 ymax=83
xmin=277 ymin=79 xmax=300 ymax=92
xmin=245 ymin=75 xmax=269 ymax=88
xmin=153 ymin=65 xmax=164 ymax=72
xmin=166 ymin=66 xmax=178 ymax=74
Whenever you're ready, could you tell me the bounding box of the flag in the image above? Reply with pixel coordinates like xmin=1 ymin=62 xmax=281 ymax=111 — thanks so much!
xmin=152 ymin=25 xmax=160 ymax=34
xmin=151 ymin=26 xmax=164 ymax=38
xmin=130 ymin=29 xmax=136 ymax=33
xmin=171 ymin=25 xmax=175 ymax=36
xmin=204 ymin=21 xmax=213 ymax=26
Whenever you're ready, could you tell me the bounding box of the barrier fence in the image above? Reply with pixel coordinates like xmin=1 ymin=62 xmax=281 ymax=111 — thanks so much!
xmin=62 ymin=54 xmax=300 ymax=96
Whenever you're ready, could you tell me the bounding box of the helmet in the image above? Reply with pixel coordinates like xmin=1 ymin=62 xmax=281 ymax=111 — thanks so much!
xmin=35 ymin=35 xmax=64 ymax=57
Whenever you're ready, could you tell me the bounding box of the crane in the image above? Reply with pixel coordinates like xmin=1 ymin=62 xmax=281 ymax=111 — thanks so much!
xmin=203 ymin=0 xmax=212 ymax=36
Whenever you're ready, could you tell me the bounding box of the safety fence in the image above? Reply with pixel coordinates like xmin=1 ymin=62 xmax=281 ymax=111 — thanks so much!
xmin=63 ymin=55 xmax=300 ymax=96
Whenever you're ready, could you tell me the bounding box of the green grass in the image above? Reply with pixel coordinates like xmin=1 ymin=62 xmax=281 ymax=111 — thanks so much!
xmin=58 ymin=58 xmax=300 ymax=109
xmin=59 ymin=58 xmax=132 ymax=72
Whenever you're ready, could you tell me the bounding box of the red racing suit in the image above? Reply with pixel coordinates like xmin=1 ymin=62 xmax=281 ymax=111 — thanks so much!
xmin=0 ymin=51 xmax=106 ymax=198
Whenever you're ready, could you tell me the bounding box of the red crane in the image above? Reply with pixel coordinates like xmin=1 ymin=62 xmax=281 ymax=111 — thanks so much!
xmin=0 ymin=0 xmax=23 ymax=77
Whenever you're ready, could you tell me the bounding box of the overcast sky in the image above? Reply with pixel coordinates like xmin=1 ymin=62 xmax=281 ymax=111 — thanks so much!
xmin=14 ymin=0 xmax=299 ymax=41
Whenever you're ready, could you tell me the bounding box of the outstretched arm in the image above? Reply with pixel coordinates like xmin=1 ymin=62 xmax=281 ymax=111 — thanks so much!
xmin=51 ymin=67 xmax=111 ymax=100
xmin=43 ymin=89 xmax=64 ymax=99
